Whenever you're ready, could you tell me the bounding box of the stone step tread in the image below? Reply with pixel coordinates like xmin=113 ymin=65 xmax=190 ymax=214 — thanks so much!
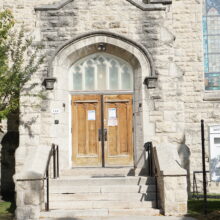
xmin=49 ymin=192 xmax=156 ymax=201
xmin=50 ymin=185 xmax=156 ymax=194
xmin=40 ymin=208 xmax=160 ymax=218
xmin=50 ymin=176 xmax=155 ymax=186
xmin=50 ymin=200 xmax=156 ymax=210
xmin=60 ymin=168 xmax=146 ymax=177
xmin=56 ymin=176 xmax=151 ymax=180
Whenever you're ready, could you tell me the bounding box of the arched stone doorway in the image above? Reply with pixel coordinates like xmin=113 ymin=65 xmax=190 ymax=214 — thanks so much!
xmin=47 ymin=32 xmax=156 ymax=169
xmin=70 ymin=53 xmax=134 ymax=167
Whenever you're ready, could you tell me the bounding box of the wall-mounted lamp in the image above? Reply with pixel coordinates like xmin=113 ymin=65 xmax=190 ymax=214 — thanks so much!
xmin=144 ymin=76 xmax=158 ymax=89
xmin=97 ymin=43 xmax=106 ymax=51
xmin=43 ymin=77 xmax=57 ymax=90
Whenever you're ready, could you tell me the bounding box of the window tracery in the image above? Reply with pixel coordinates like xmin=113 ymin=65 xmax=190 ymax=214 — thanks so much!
xmin=70 ymin=53 xmax=133 ymax=91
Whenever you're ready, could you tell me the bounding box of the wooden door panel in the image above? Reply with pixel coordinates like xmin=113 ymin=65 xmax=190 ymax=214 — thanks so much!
xmin=72 ymin=95 xmax=102 ymax=167
xmin=118 ymin=103 xmax=129 ymax=154
xmin=77 ymin=104 xmax=86 ymax=155
xmin=108 ymin=122 xmax=118 ymax=156
xmin=104 ymin=94 xmax=133 ymax=166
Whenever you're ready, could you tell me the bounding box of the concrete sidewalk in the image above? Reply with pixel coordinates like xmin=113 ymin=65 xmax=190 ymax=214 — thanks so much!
xmin=47 ymin=216 xmax=197 ymax=220
xmin=87 ymin=218 xmax=196 ymax=220
xmin=90 ymin=217 xmax=196 ymax=220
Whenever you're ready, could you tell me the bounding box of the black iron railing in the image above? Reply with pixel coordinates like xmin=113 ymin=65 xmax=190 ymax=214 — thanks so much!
xmin=17 ymin=144 xmax=59 ymax=211
xmin=144 ymin=142 xmax=159 ymax=209
xmin=45 ymin=144 xmax=59 ymax=211
xmin=192 ymin=170 xmax=210 ymax=199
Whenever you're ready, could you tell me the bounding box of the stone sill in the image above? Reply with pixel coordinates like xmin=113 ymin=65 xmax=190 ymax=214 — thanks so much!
xmin=203 ymin=92 xmax=220 ymax=101
xmin=150 ymin=0 xmax=172 ymax=4
xmin=160 ymin=173 xmax=187 ymax=177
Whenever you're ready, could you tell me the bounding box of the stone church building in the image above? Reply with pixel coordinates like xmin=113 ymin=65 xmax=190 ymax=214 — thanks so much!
xmin=1 ymin=0 xmax=220 ymax=219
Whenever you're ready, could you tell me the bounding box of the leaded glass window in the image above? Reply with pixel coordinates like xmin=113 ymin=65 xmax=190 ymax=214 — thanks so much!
xmin=70 ymin=53 xmax=133 ymax=91
xmin=203 ymin=0 xmax=220 ymax=90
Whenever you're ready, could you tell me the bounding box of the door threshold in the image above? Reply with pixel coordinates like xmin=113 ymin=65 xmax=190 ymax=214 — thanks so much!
xmin=71 ymin=166 xmax=134 ymax=169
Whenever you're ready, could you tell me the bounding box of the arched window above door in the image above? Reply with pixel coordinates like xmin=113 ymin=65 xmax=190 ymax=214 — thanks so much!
xmin=70 ymin=53 xmax=133 ymax=91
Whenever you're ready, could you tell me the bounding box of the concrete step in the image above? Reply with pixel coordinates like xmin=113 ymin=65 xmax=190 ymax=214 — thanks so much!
xmin=50 ymin=200 xmax=156 ymax=210
xmin=50 ymin=184 xmax=156 ymax=194
xmin=60 ymin=168 xmax=147 ymax=177
xmin=50 ymin=192 xmax=156 ymax=201
xmin=50 ymin=176 xmax=155 ymax=186
xmin=40 ymin=208 xmax=160 ymax=218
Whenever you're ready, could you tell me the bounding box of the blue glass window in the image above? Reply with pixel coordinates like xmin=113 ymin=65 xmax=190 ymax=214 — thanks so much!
xmin=203 ymin=0 xmax=220 ymax=90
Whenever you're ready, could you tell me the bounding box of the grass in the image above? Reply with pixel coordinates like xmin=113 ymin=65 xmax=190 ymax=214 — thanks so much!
xmin=188 ymin=198 xmax=220 ymax=220
xmin=0 ymin=201 xmax=14 ymax=220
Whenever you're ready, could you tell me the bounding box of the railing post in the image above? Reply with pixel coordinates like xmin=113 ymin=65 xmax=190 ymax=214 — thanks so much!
xmin=53 ymin=144 xmax=56 ymax=179
xmin=149 ymin=144 xmax=153 ymax=176
xmin=45 ymin=143 xmax=59 ymax=211
xmin=46 ymin=169 xmax=49 ymax=211
xmin=56 ymin=145 xmax=59 ymax=178
xmin=152 ymin=146 xmax=159 ymax=209
xmin=144 ymin=142 xmax=159 ymax=209
xmin=155 ymin=175 xmax=159 ymax=209
xmin=144 ymin=142 xmax=153 ymax=177
xmin=201 ymin=120 xmax=207 ymax=215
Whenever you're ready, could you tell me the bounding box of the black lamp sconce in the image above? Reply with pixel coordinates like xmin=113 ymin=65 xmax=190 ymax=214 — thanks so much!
xmin=43 ymin=77 xmax=57 ymax=90
xmin=144 ymin=76 xmax=158 ymax=89
xmin=97 ymin=43 xmax=107 ymax=51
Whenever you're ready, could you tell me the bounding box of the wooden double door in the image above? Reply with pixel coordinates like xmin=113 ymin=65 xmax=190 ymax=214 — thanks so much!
xmin=72 ymin=94 xmax=133 ymax=167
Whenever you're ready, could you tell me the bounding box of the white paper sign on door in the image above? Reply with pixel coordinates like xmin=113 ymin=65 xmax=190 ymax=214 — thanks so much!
xmin=108 ymin=108 xmax=117 ymax=126
xmin=88 ymin=110 xmax=96 ymax=120
xmin=108 ymin=108 xmax=117 ymax=118
xmin=108 ymin=118 xmax=118 ymax=126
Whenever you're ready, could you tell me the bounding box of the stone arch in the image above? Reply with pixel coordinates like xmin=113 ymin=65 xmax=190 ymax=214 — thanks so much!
xmin=47 ymin=31 xmax=156 ymax=79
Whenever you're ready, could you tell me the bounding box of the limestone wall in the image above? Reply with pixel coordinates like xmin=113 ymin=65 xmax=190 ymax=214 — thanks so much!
xmin=1 ymin=0 xmax=219 ymax=199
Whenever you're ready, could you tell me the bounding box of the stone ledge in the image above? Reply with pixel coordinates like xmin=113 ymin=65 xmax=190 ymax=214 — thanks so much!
xmin=150 ymin=0 xmax=172 ymax=4
xmin=35 ymin=0 xmax=166 ymax=11
xmin=154 ymin=144 xmax=187 ymax=176
xmin=15 ymin=146 xmax=51 ymax=180
xmin=203 ymin=91 xmax=220 ymax=101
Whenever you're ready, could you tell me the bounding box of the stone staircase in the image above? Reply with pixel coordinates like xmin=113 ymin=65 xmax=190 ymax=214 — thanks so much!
xmin=40 ymin=168 xmax=161 ymax=219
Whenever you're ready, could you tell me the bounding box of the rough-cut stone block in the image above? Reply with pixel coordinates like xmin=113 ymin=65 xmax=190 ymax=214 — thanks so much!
xmin=156 ymin=122 xmax=177 ymax=133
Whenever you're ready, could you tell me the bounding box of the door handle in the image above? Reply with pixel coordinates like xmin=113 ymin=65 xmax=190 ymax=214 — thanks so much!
xmin=98 ymin=129 xmax=107 ymax=141
xmin=104 ymin=129 xmax=107 ymax=141
xmin=98 ymin=129 xmax=102 ymax=141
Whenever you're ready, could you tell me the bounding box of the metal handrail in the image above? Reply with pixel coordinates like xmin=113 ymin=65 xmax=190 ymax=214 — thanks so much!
xmin=17 ymin=144 xmax=59 ymax=211
xmin=45 ymin=144 xmax=59 ymax=211
xmin=192 ymin=170 xmax=210 ymax=199
xmin=144 ymin=142 xmax=159 ymax=209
